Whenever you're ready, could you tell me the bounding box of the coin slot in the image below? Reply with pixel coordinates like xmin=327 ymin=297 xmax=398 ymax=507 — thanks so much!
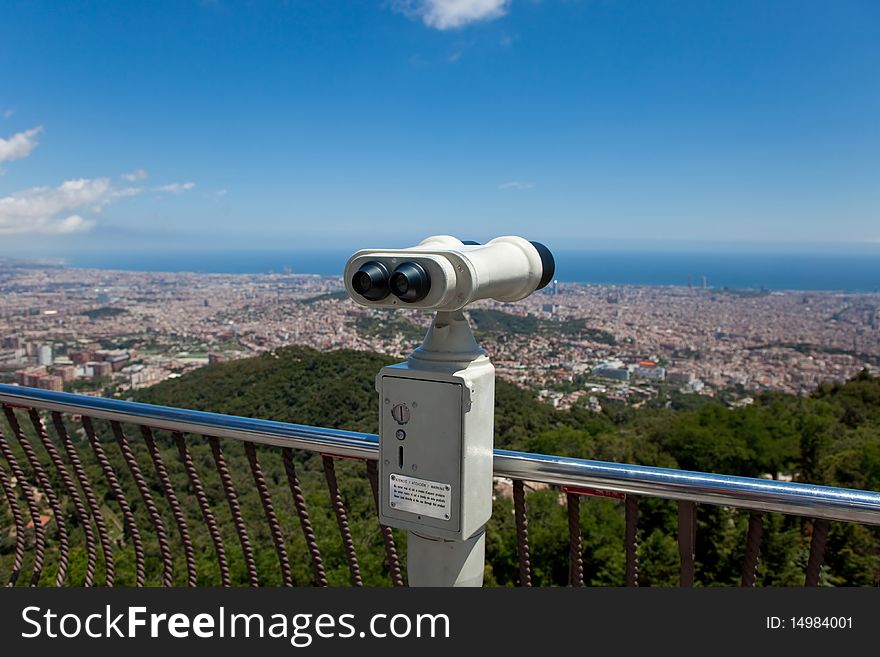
xmin=398 ymin=445 xmax=404 ymax=469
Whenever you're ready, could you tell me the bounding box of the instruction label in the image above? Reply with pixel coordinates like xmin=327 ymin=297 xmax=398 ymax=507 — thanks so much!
xmin=389 ymin=474 xmax=451 ymax=521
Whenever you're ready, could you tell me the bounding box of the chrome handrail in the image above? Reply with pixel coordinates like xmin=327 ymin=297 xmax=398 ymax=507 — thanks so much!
xmin=2 ymin=383 xmax=879 ymax=525
xmin=0 ymin=383 xmax=378 ymax=460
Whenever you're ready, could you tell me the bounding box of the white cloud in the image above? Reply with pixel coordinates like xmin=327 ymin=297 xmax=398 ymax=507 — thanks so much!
xmin=45 ymin=214 xmax=96 ymax=234
xmin=0 ymin=126 xmax=43 ymax=165
xmin=114 ymin=187 xmax=143 ymax=198
xmin=155 ymin=182 xmax=196 ymax=194
xmin=122 ymin=167 xmax=148 ymax=181
xmin=498 ymin=180 xmax=534 ymax=190
xmin=3 ymin=109 xmax=15 ymax=119
xmin=0 ymin=177 xmax=115 ymax=235
xmin=393 ymin=0 xmax=509 ymax=30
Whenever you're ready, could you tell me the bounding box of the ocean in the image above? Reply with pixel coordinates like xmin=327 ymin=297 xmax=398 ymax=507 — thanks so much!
xmin=60 ymin=250 xmax=880 ymax=293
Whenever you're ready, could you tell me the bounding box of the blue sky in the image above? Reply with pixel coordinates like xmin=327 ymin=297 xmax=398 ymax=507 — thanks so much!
xmin=1 ymin=0 xmax=878 ymax=257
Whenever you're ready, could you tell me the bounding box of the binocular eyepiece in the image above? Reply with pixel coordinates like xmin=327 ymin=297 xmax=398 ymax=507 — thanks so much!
xmin=345 ymin=236 xmax=554 ymax=312
xmin=352 ymin=260 xmax=431 ymax=303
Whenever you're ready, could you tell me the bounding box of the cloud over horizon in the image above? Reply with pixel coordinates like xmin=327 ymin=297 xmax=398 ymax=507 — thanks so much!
xmin=154 ymin=182 xmax=196 ymax=193
xmin=0 ymin=177 xmax=129 ymax=235
xmin=392 ymin=0 xmax=509 ymax=30
xmin=0 ymin=126 xmax=44 ymax=167
xmin=122 ymin=168 xmax=148 ymax=182
xmin=0 ymin=118 xmax=199 ymax=237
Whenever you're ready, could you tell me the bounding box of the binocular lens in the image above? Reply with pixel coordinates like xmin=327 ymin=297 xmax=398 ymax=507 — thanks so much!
xmin=390 ymin=262 xmax=430 ymax=302
xmin=351 ymin=261 xmax=390 ymax=300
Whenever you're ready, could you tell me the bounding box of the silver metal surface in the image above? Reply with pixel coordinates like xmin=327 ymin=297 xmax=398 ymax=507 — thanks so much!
xmin=0 ymin=384 xmax=378 ymax=460
xmin=2 ymin=383 xmax=879 ymax=525
xmin=492 ymin=449 xmax=880 ymax=525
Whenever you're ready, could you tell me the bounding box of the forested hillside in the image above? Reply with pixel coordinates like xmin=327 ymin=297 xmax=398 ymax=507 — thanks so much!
xmin=2 ymin=347 xmax=878 ymax=586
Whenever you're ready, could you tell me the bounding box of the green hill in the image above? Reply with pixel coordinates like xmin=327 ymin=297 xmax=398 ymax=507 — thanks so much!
xmin=2 ymin=347 xmax=879 ymax=586
xmin=467 ymin=308 xmax=616 ymax=344
xmin=133 ymin=348 xmax=880 ymax=586
xmin=133 ymin=347 xmax=612 ymax=449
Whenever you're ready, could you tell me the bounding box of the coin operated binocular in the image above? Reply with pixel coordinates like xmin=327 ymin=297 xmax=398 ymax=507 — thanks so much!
xmin=344 ymin=236 xmax=554 ymax=586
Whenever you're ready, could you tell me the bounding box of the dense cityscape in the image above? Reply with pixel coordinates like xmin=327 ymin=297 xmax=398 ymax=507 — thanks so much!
xmin=1 ymin=259 xmax=877 ymax=411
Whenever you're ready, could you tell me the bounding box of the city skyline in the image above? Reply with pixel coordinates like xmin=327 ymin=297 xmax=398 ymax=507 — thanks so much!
xmin=2 ymin=262 xmax=877 ymax=402
xmin=2 ymin=1 xmax=879 ymax=257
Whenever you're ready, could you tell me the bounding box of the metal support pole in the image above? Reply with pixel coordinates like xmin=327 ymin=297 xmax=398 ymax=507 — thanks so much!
xmin=377 ymin=311 xmax=494 ymax=587
xmin=407 ymin=529 xmax=486 ymax=587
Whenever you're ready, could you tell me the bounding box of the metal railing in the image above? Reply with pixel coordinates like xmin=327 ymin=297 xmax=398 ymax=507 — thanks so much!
xmin=1 ymin=383 xmax=878 ymax=587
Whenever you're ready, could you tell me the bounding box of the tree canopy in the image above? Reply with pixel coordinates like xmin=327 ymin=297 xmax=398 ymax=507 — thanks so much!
xmin=2 ymin=349 xmax=878 ymax=586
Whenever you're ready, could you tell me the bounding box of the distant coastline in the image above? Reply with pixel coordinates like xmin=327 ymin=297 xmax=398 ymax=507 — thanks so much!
xmin=3 ymin=250 xmax=879 ymax=293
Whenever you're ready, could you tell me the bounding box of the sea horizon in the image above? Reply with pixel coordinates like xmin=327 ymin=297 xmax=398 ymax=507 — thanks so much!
xmin=2 ymin=249 xmax=879 ymax=293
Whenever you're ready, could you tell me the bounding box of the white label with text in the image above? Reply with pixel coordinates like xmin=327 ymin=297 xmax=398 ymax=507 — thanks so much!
xmin=389 ymin=474 xmax=451 ymax=520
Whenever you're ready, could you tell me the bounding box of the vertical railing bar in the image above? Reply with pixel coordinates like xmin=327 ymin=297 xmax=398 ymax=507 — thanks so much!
xmin=625 ymin=494 xmax=639 ymax=587
xmin=208 ymin=435 xmax=259 ymax=587
xmin=512 ymin=478 xmax=532 ymax=587
xmin=141 ymin=426 xmax=197 ymax=587
xmin=3 ymin=405 xmax=69 ymax=586
xmin=53 ymin=412 xmax=115 ymax=586
xmin=282 ymin=448 xmax=328 ymax=587
xmin=0 ymin=426 xmax=45 ymax=586
xmin=677 ymin=500 xmax=696 ymax=587
xmin=28 ymin=409 xmax=97 ymax=587
xmin=804 ymin=518 xmax=830 ymax=587
xmin=365 ymin=459 xmax=405 ymax=587
xmin=110 ymin=421 xmax=173 ymax=587
xmin=243 ymin=441 xmax=295 ymax=587
xmin=321 ymin=455 xmax=363 ymax=587
xmin=83 ymin=416 xmax=145 ymax=586
xmin=174 ymin=432 xmax=230 ymax=587
xmin=0 ymin=461 xmax=25 ymax=586
xmin=0 ymin=398 xmax=861 ymax=591
xmin=740 ymin=511 xmax=764 ymax=587
xmin=566 ymin=492 xmax=584 ymax=587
